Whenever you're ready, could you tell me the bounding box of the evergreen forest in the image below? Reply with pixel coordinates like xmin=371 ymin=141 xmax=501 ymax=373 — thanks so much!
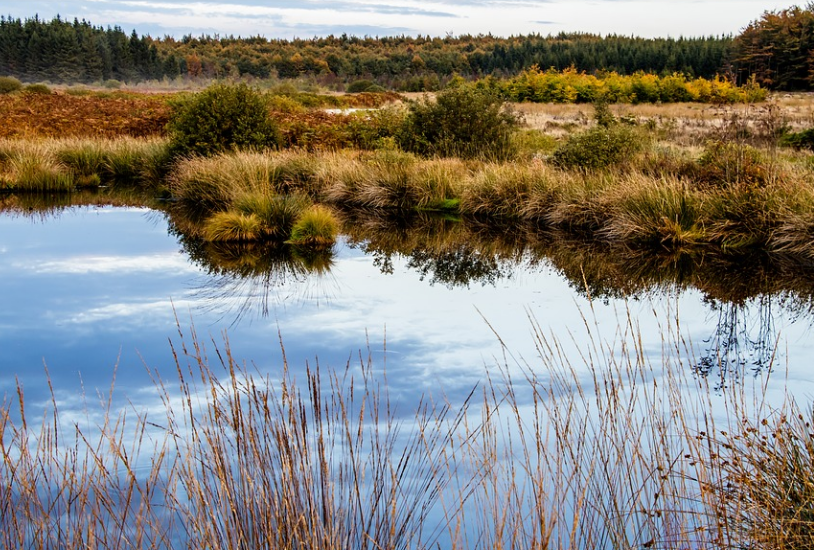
xmin=1 ymin=4 xmax=814 ymax=90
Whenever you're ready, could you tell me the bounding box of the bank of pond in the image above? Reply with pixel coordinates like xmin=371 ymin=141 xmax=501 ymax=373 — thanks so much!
xmin=3 ymin=135 xmax=814 ymax=259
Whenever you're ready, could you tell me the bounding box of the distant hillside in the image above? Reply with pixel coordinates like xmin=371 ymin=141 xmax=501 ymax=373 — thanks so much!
xmin=1 ymin=7 xmax=812 ymax=91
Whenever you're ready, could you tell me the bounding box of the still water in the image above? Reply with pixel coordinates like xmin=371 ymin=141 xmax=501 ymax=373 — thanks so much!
xmin=2 ymin=203 xmax=814 ymax=418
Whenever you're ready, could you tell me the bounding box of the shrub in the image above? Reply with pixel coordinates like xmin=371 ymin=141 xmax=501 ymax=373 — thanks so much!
xmin=398 ymin=86 xmax=521 ymax=160
xmin=289 ymin=205 xmax=339 ymax=247
xmin=167 ymin=82 xmax=281 ymax=157
xmin=23 ymin=83 xmax=51 ymax=95
xmin=0 ymin=76 xmax=22 ymax=94
xmin=551 ymin=125 xmax=645 ymax=170
xmin=346 ymin=79 xmax=384 ymax=93
xmin=56 ymin=141 xmax=106 ymax=186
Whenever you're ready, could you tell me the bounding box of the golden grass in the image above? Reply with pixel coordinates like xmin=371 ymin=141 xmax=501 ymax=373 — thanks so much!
xmin=0 ymin=137 xmax=169 ymax=191
xmin=203 ymin=211 xmax=263 ymax=242
xmin=288 ymin=205 xmax=339 ymax=247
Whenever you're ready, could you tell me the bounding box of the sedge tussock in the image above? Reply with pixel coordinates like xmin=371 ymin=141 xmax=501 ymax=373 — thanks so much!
xmin=203 ymin=211 xmax=263 ymax=242
xmin=459 ymin=162 xmax=540 ymax=218
xmin=288 ymin=205 xmax=340 ymax=247
xmin=601 ymin=175 xmax=705 ymax=246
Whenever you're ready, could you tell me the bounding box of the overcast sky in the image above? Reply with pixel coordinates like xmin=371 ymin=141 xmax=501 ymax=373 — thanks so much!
xmin=2 ymin=0 xmax=801 ymax=40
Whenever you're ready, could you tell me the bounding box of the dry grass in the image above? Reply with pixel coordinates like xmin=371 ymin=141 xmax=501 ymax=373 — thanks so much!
xmin=0 ymin=137 xmax=169 ymax=191
xmin=2 ymin=311 xmax=805 ymax=549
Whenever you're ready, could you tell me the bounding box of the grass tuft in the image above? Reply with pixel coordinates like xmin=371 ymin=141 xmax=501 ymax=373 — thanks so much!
xmin=203 ymin=211 xmax=263 ymax=242
xmin=288 ymin=205 xmax=339 ymax=246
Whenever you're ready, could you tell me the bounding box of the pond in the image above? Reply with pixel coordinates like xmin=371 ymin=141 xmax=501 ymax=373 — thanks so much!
xmin=3 ymin=200 xmax=814 ymax=407
xmin=3 ymin=196 xmax=814 ymax=548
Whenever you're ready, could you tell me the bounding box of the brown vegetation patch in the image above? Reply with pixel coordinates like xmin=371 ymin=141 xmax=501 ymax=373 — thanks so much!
xmin=0 ymin=92 xmax=170 ymax=139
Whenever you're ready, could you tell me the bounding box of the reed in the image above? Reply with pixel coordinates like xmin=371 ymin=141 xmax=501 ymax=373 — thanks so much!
xmin=0 ymin=313 xmax=808 ymax=549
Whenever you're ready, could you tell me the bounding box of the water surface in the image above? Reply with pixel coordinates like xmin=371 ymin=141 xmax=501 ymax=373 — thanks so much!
xmin=3 ymin=202 xmax=814 ymax=420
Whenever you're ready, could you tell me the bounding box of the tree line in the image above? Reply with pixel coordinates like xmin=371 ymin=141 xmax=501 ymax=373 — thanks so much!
xmin=1 ymin=6 xmax=813 ymax=90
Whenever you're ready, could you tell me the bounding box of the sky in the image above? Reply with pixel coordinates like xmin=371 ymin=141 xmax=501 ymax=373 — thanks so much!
xmin=1 ymin=0 xmax=803 ymax=40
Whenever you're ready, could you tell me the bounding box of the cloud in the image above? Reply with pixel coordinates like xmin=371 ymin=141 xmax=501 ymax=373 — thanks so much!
xmin=19 ymin=253 xmax=196 ymax=275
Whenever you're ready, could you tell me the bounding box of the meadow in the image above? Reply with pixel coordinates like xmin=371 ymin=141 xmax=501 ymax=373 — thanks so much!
xmin=2 ymin=83 xmax=814 ymax=257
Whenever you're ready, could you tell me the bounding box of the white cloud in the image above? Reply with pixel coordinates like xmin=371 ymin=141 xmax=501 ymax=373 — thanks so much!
xmin=4 ymin=0 xmax=800 ymax=38
xmin=20 ymin=254 xmax=198 ymax=275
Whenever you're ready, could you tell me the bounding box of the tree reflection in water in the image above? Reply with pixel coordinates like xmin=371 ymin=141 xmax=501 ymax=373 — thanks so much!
xmin=6 ymin=193 xmax=814 ymax=387
xmin=694 ymin=295 xmax=777 ymax=392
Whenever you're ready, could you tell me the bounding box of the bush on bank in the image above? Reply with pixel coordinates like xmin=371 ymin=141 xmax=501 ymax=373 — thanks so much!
xmin=398 ymin=85 xmax=521 ymax=160
xmin=166 ymin=82 xmax=282 ymax=158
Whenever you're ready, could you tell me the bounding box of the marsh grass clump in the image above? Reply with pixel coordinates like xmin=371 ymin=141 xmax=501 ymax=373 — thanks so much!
xmin=603 ymin=176 xmax=704 ymax=246
xmin=3 ymin=153 xmax=74 ymax=191
xmin=703 ymin=187 xmax=779 ymax=250
xmin=169 ymin=152 xmax=280 ymax=213
xmin=357 ymin=149 xmax=422 ymax=209
xmin=413 ymin=158 xmax=468 ymax=210
xmin=270 ymin=151 xmax=321 ymax=195
xmin=103 ymin=139 xmax=173 ymax=187
xmin=203 ymin=211 xmax=263 ymax=242
xmin=288 ymin=204 xmax=339 ymax=246
xmin=56 ymin=141 xmax=106 ymax=186
xmin=460 ymin=163 xmax=539 ymax=218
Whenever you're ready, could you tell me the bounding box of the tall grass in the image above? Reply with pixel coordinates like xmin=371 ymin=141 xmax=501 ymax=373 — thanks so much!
xmin=0 ymin=138 xmax=170 ymax=191
xmin=602 ymin=175 xmax=704 ymax=246
xmin=1 ymin=327 xmax=467 ymax=550
xmin=288 ymin=205 xmax=339 ymax=246
xmin=1 ymin=312 xmax=807 ymax=549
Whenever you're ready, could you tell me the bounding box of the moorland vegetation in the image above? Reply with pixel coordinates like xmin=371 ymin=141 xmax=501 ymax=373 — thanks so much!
xmin=4 ymin=6 xmax=814 ymax=549
xmin=0 ymin=76 xmax=811 ymax=256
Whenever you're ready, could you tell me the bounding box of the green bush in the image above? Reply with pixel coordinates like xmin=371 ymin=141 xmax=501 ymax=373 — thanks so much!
xmin=551 ymin=125 xmax=644 ymax=170
xmin=780 ymin=128 xmax=814 ymax=150
xmin=398 ymin=86 xmax=520 ymax=160
xmin=346 ymin=80 xmax=384 ymax=93
xmin=0 ymin=76 xmax=22 ymax=94
xmin=23 ymin=84 xmax=51 ymax=95
xmin=167 ymin=82 xmax=281 ymax=158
